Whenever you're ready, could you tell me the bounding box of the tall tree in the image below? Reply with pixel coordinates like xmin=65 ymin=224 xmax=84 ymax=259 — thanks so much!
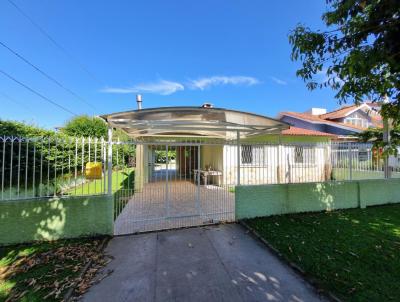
xmin=289 ymin=0 xmax=400 ymax=131
xmin=61 ymin=115 xmax=108 ymax=138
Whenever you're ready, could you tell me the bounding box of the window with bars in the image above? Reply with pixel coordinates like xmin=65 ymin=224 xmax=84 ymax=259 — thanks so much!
xmin=241 ymin=145 xmax=252 ymax=164
xmin=241 ymin=145 xmax=265 ymax=165
xmin=294 ymin=146 xmax=315 ymax=164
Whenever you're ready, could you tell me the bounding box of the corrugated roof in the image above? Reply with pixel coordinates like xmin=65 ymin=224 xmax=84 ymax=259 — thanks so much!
xmin=101 ymin=106 xmax=289 ymax=139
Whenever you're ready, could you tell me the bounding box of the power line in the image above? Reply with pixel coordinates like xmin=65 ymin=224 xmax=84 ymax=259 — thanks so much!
xmin=0 ymin=40 xmax=97 ymax=110
xmin=7 ymin=0 xmax=104 ymax=86
xmin=0 ymin=90 xmax=35 ymax=115
xmin=0 ymin=69 xmax=77 ymax=116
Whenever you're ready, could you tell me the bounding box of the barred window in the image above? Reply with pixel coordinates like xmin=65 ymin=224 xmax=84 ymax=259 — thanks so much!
xmin=294 ymin=146 xmax=304 ymax=163
xmin=241 ymin=145 xmax=253 ymax=164
xmin=241 ymin=145 xmax=264 ymax=165
xmin=294 ymin=146 xmax=315 ymax=164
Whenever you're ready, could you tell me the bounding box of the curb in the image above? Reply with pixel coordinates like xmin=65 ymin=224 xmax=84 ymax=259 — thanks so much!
xmin=64 ymin=237 xmax=110 ymax=302
xmin=239 ymin=220 xmax=342 ymax=302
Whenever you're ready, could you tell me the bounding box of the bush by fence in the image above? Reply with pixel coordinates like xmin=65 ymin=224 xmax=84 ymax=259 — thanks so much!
xmin=0 ymin=136 xmax=135 ymax=199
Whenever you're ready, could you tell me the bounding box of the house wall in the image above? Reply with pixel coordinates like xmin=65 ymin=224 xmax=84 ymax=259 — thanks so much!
xmin=200 ymin=145 xmax=223 ymax=185
xmin=235 ymin=179 xmax=400 ymax=219
xmin=135 ymin=144 xmax=149 ymax=191
xmin=0 ymin=195 xmax=113 ymax=246
xmin=337 ymin=110 xmax=371 ymax=128
xmin=242 ymin=134 xmax=332 ymax=143
xmin=222 ymin=143 xmax=331 ymax=186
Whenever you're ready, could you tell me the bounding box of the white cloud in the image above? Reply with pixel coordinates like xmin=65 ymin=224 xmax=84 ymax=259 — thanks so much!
xmin=270 ymin=76 xmax=287 ymax=85
xmin=189 ymin=76 xmax=260 ymax=90
xmin=101 ymin=80 xmax=184 ymax=95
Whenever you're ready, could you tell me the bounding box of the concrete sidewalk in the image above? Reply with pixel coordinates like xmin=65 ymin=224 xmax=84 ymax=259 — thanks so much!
xmin=83 ymin=224 xmax=325 ymax=302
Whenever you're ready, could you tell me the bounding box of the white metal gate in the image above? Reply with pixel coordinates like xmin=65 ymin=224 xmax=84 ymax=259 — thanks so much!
xmin=113 ymin=142 xmax=235 ymax=235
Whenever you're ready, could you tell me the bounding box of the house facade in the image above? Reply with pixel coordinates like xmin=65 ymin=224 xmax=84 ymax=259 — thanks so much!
xmin=102 ymin=106 xmax=336 ymax=190
xmin=279 ymin=103 xmax=383 ymax=139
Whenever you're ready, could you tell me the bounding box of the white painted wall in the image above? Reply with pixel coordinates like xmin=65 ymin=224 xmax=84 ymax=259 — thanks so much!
xmin=222 ymin=144 xmax=331 ymax=185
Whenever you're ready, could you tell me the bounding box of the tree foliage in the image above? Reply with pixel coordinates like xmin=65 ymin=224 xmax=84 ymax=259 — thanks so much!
xmin=61 ymin=115 xmax=108 ymax=138
xmin=359 ymin=124 xmax=400 ymax=151
xmin=0 ymin=120 xmax=54 ymax=137
xmin=289 ymin=0 xmax=400 ymax=127
xmin=0 ymin=120 xmax=135 ymax=197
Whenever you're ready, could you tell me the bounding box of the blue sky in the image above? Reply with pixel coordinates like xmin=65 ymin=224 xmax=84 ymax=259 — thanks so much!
xmin=0 ymin=0 xmax=338 ymax=129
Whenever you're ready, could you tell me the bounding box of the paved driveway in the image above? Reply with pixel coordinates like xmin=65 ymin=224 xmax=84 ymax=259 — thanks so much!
xmin=114 ymin=180 xmax=234 ymax=235
xmin=83 ymin=224 xmax=324 ymax=302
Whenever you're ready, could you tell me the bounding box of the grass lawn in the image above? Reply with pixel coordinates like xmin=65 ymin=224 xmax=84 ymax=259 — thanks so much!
xmin=66 ymin=168 xmax=135 ymax=196
xmin=0 ymin=237 xmax=107 ymax=302
xmin=332 ymin=168 xmax=400 ymax=181
xmin=245 ymin=204 xmax=400 ymax=302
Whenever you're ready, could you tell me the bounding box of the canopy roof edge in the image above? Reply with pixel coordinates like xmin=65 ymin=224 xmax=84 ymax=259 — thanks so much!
xmin=101 ymin=106 xmax=289 ymax=139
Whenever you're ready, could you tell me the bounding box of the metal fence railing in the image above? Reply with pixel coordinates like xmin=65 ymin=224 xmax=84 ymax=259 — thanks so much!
xmin=0 ymin=136 xmax=128 ymax=201
xmin=1 ymin=136 xmax=399 ymax=202
xmin=331 ymin=142 xmax=400 ymax=181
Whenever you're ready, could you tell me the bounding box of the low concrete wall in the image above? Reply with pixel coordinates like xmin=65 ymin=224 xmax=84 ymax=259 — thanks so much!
xmin=0 ymin=195 xmax=113 ymax=246
xmin=236 ymin=179 xmax=400 ymax=219
xmin=359 ymin=179 xmax=400 ymax=207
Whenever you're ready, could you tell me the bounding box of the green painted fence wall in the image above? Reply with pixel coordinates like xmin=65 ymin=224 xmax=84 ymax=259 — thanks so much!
xmin=359 ymin=179 xmax=400 ymax=207
xmin=236 ymin=179 xmax=400 ymax=219
xmin=0 ymin=195 xmax=113 ymax=246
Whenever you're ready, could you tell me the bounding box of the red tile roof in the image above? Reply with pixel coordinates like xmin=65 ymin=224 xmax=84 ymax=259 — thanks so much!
xmin=280 ymin=109 xmax=382 ymax=131
xmin=319 ymin=105 xmax=359 ymax=120
xmin=280 ymin=111 xmax=368 ymax=131
xmin=280 ymin=111 xmax=326 ymax=122
xmin=281 ymin=126 xmax=336 ymax=137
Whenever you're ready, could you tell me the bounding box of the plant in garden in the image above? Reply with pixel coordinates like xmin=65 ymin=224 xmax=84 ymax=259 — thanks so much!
xmin=289 ymin=0 xmax=400 ymax=151
xmin=0 ymin=120 xmax=54 ymax=137
xmin=0 ymin=120 xmax=135 ymax=198
xmin=61 ymin=115 xmax=108 ymax=138
xmin=359 ymin=124 xmax=400 ymax=154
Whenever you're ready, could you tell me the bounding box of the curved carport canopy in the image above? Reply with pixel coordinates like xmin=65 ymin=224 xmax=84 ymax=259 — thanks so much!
xmin=101 ymin=107 xmax=289 ymax=140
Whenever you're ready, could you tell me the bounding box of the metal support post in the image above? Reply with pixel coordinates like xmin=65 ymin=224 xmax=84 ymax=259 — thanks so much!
xmin=107 ymin=126 xmax=113 ymax=195
xmin=237 ymin=131 xmax=241 ymax=185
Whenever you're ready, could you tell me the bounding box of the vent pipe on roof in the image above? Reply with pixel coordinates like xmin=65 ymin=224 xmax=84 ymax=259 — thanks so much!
xmin=201 ymin=103 xmax=213 ymax=108
xmin=136 ymin=94 xmax=142 ymax=110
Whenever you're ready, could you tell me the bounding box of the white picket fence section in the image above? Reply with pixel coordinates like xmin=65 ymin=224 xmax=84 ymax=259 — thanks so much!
xmin=1 ymin=136 xmax=399 ymax=202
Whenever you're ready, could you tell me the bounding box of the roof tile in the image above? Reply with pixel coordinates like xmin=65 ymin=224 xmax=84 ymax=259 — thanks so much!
xmin=281 ymin=126 xmax=336 ymax=137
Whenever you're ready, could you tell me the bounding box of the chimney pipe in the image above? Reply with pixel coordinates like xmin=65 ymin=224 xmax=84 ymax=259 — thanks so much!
xmin=136 ymin=94 xmax=142 ymax=110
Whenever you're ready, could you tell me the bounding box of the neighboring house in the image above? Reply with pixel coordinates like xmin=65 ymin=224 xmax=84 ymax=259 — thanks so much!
xmin=279 ymin=103 xmax=383 ymax=140
xmin=279 ymin=103 xmax=400 ymax=170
